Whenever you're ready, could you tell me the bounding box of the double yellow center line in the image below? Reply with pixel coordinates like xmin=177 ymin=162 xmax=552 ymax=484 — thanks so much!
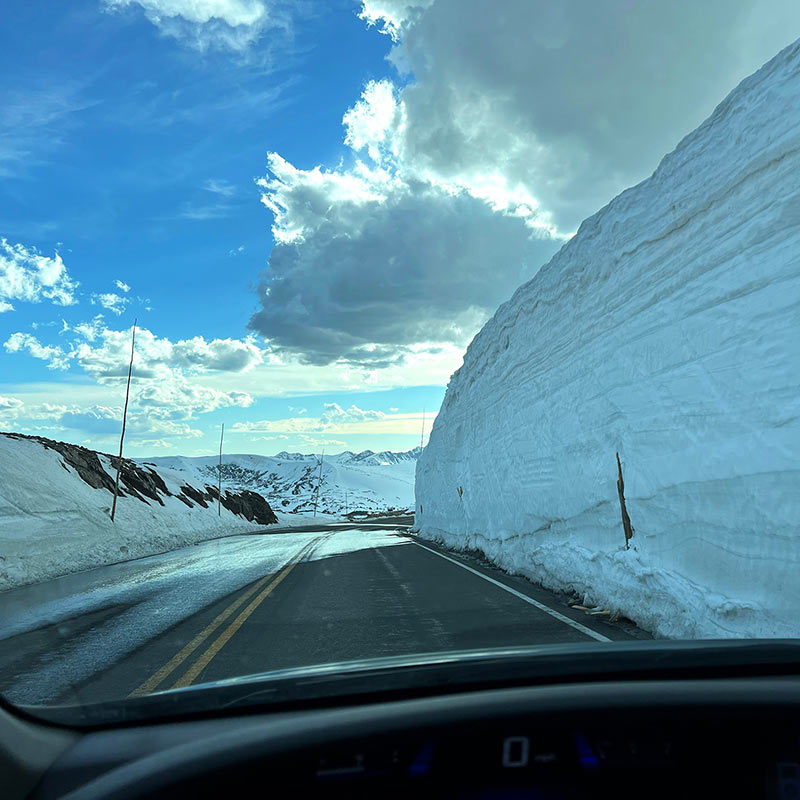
xmin=129 ymin=537 xmax=322 ymax=698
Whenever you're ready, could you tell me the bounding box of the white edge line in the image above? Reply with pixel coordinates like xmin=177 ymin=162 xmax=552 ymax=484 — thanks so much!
xmin=412 ymin=541 xmax=611 ymax=643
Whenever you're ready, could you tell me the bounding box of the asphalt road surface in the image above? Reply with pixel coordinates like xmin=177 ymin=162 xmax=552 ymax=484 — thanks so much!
xmin=0 ymin=523 xmax=645 ymax=706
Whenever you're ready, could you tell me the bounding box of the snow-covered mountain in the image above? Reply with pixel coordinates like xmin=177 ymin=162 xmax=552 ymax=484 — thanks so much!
xmin=142 ymin=447 xmax=420 ymax=516
xmin=0 ymin=432 xmax=278 ymax=590
xmin=416 ymin=40 xmax=800 ymax=639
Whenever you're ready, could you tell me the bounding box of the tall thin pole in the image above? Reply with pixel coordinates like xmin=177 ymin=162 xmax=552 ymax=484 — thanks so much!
xmin=218 ymin=423 xmax=224 ymax=516
xmin=312 ymin=449 xmax=324 ymax=517
xmin=111 ymin=319 xmax=136 ymax=522
xmin=345 ymin=490 xmax=348 ymax=517
xmin=420 ymin=408 xmax=426 ymax=449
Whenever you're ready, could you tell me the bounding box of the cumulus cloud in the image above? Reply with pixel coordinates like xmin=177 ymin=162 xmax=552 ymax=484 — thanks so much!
xmin=129 ymin=438 xmax=173 ymax=448
xmin=57 ymin=404 xmax=204 ymax=439
xmin=68 ymin=323 xmax=264 ymax=379
xmin=135 ymin=376 xmax=253 ymax=419
xmin=104 ymin=0 xmax=273 ymax=51
xmin=0 ymin=395 xmax=23 ymax=418
xmin=249 ymin=0 xmax=800 ymax=366
xmin=4 ymin=332 xmax=72 ymax=370
xmin=115 ymin=280 xmax=132 ymax=293
xmin=358 ymin=0 xmax=433 ymax=40
xmin=362 ymin=0 xmax=800 ymax=232
xmin=320 ymin=403 xmax=385 ymax=425
xmin=251 ymin=148 xmax=559 ymax=364
xmin=0 ymin=238 xmax=78 ymax=313
xmin=4 ymin=320 xmax=261 ymax=439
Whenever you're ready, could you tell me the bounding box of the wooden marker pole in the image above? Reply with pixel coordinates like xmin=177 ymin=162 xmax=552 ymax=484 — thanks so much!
xmin=111 ymin=319 xmax=136 ymax=523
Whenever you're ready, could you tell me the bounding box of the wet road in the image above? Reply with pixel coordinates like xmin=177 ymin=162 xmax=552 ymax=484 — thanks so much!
xmin=0 ymin=525 xmax=641 ymax=705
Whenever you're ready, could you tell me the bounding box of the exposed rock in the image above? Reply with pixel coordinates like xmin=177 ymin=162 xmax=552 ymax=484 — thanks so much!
xmin=205 ymin=485 xmax=278 ymax=525
xmin=224 ymin=489 xmax=279 ymax=525
xmin=180 ymin=483 xmax=209 ymax=508
xmin=110 ymin=458 xmax=169 ymax=506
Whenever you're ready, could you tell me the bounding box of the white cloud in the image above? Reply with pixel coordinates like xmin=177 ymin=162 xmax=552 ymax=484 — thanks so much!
xmin=91 ymin=292 xmax=129 ymax=315
xmin=4 ymin=332 xmax=72 ymax=370
xmin=0 ymin=238 xmax=78 ymax=312
xmin=115 ymin=280 xmax=132 ymax=293
xmin=58 ymin=322 xmax=265 ymax=379
xmin=4 ymin=321 xmax=262 ymax=439
xmin=57 ymin=404 xmax=205 ymax=439
xmin=135 ymin=376 xmax=253 ymax=418
xmin=358 ymin=0 xmax=433 ymax=40
xmin=104 ymin=0 xmax=272 ymax=51
xmin=342 ymin=80 xmax=405 ymax=163
xmin=73 ymin=314 xmax=105 ymax=342
xmin=129 ymin=438 xmax=173 ymax=448
xmin=0 ymin=395 xmax=23 ymax=418
xmin=320 ymin=403 xmax=385 ymax=425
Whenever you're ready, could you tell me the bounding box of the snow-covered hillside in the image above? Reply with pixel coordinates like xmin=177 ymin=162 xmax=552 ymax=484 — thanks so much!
xmin=416 ymin=41 xmax=800 ymax=639
xmin=0 ymin=433 xmax=277 ymax=591
xmin=143 ymin=447 xmax=419 ymax=516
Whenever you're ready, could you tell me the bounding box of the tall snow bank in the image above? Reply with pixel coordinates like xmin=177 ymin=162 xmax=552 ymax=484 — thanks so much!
xmin=416 ymin=40 xmax=800 ymax=639
xmin=0 ymin=433 xmax=274 ymax=591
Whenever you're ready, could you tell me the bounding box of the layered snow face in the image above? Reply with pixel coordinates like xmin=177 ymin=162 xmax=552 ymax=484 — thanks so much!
xmin=145 ymin=448 xmax=419 ymax=516
xmin=0 ymin=434 xmax=270 ymax=591
xmin=416 ymin=41 xmax=800 ymax=639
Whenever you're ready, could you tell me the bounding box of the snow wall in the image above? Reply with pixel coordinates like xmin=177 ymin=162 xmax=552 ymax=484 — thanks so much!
xmin=415 ymin=41 xmax=800 ymax=639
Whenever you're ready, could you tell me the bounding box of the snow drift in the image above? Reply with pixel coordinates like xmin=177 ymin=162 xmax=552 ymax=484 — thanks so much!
xmin=0 ymin=433 xmax=277 ymax=591
xmin=416 ymin=41 xmax=800 ymax=639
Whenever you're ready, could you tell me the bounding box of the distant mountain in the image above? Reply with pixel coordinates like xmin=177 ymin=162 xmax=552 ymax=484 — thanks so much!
xmin=273 ymin=451 xmax=311 ymax=462
xmin=142 ymin=448 xmax=420 ymax=516
xmin=335 ymin=447 xmax=422 ymax=466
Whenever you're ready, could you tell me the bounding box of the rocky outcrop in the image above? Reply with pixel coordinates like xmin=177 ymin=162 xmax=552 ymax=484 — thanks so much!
xmin=179 ymin=483 xmax=209 ymax=508
xmin=204 ymin=486 xmax=279 ymax=525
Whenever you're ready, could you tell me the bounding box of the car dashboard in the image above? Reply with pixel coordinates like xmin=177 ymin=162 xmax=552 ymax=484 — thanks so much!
xmin=24 ymin=675 xmax=800 ymax=799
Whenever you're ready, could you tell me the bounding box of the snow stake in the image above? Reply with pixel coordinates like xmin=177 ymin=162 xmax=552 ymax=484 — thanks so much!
xmin=312 ymin=449 xmax=324 ymax=517
xmin=218 ymin=423 xmax=224 ymax=516
xmin=616 ymin=452 xmax=634 ymax=549
xmin=110 ymin=319 xmax=136 ymax=523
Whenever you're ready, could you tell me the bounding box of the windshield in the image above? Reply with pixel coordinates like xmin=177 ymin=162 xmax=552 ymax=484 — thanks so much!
xmin=1 ymin=0 xmax=799 ymax=721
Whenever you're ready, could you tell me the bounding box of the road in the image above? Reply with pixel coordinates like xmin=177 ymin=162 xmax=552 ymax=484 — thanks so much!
xmin=0 ymin=523 xmax=644 ymax=706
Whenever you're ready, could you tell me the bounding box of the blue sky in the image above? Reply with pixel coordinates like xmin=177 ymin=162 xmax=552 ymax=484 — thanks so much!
xmin=0 ymin=0 xmax=448 ymax=456
xmin=2 ymin=0 xmax=798 ymax=457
